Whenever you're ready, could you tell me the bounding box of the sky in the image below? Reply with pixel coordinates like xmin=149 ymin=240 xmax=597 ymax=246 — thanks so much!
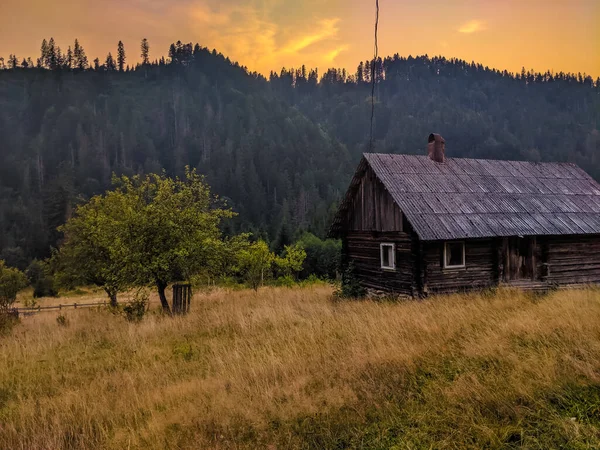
xmin=0 ymin=0 xmax=598 ymax=78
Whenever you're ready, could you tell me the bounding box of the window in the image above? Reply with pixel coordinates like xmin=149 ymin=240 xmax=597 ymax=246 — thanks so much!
xmin=444 ymin=241 xmax=465 ymax=269
xmin=380 ymin=243 xmax=396 ymax=270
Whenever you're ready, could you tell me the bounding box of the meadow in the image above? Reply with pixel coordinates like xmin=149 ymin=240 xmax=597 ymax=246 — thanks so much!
xmin=1 ymin=285 xmax=600 ymax=449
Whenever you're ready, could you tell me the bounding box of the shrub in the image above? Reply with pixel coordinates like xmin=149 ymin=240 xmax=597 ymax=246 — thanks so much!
xmin=334 ymin=263 xmax=366 ymax=299
xmin=296 ymin=233 xmax=341 ymax=280
xmin=26 ymin=260 xmax=58 ymax=298
xmin=273 ymin=275 xmax=296 ymax=287
xmin=123 ymin=291 xmax=149 ymax=322
xmin=56 ymin=315 xmax=69 ymax=327
xmin=0 ymin=311 xmax=19 ymax=336
xmin=0 ymin=261 xmax=28 ymax=312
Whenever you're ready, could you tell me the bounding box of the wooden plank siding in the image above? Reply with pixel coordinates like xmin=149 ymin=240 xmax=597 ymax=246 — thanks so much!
xmin=345 ymin=231 xmax=414 ymax=296
xmin=544 ymin=235 xmax=600 ymax=286
xmin=421 ymin=239 xmax=498 ymax=294
xmin=347 ymin=166 xmax=403 ymax=233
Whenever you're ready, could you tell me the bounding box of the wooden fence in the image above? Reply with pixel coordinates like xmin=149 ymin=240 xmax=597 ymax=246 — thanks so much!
xmin=11 ymin=301 xmax=125 ymax=316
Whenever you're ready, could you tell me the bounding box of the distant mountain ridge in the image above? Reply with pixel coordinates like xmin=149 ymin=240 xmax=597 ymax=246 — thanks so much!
xmin=0 ymin=43 xmax=598 ymax=267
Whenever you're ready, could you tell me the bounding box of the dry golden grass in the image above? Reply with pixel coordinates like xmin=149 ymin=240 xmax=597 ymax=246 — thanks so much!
xmin=1 ymin=285 xmax=600 ymax=449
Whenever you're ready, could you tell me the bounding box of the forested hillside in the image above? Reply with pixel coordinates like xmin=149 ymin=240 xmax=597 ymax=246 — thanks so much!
xmin=1 ymin=40 xmax=599 ymax=267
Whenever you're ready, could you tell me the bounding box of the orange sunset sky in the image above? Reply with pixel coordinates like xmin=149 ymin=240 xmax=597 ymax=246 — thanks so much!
xmin=0 ymin=0 xmax=598 ymax=77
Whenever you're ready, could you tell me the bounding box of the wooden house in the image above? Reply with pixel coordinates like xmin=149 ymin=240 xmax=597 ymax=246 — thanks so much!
xmin=329 ymin=134 xmax=600 ymax=296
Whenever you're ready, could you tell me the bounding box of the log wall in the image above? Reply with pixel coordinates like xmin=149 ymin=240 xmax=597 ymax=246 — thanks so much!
xmin=345 ymin=231 xmax=415 ymax=296
xmin=421 ymin=239 xmax=497 ymax=294
xmin=544 ymin=235 xmax=600 ymax=286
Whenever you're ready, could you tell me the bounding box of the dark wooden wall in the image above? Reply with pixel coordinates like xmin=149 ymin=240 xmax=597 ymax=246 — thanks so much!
xmin=345 ymin=231 xmax=415 ymax=296
xmin=543 ymin=235 xmax=600 ymax=286
xmin=420 ymin=239 xmax=497 ymax=295
xmin=347 ymin=166 xmax=403 ymax=232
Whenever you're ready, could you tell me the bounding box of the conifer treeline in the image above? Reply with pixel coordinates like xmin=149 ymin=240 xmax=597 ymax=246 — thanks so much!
xmin=1 ymin=38 xmax=599 ymax=88
xmin=0 ymin=39 xmax=598 ymax=269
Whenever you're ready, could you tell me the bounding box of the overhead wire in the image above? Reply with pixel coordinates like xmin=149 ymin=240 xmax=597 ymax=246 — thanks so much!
xmin=369 ymin=0 xmax=379 ymax=152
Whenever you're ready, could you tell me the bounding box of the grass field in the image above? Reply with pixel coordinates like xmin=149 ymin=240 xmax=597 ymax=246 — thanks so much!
xmin=1 ymin=284 xmax=600 ymax=449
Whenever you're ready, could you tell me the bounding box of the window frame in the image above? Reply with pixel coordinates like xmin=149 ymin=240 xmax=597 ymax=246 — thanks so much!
xmin=443 ymin=241 xmax=466 ymax=269
xmin=380 ymin=243 xmax=396 ymax=271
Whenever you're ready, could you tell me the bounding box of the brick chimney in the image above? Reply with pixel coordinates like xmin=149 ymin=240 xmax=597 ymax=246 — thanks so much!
xmin=427 ymin=133 xmax=446 ymax=163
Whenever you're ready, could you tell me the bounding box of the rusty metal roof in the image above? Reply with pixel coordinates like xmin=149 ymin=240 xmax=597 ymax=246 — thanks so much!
xmin=330 ymin=153 xmax=600 ymax=241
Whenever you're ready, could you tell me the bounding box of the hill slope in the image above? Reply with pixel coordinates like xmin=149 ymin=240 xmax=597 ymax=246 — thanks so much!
xmin=0 ymin=48 xmax=599 ymax=265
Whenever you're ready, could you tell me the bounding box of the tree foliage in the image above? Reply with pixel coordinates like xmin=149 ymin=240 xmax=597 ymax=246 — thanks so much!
xmin=296 ymin=233 xmax=341 ymax=280
xmin=0 ymin=261 xmax=28 ymax=312
xmin=238 ymin=240 xmax=275 ymax=291
xmin=111 ymin=168 xmax=234 ymax=312
xmin=57 ymin=190 xmax=132 ymax=306
xmin=275 ymin=244 xmax=306 ymax=279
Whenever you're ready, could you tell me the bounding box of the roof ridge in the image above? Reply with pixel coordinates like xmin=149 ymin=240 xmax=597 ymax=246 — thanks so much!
xmin=363 ymin=152 xmax=582 ymax=168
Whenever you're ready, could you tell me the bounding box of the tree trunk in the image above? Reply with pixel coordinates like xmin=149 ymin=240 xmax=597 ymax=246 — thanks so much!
xmin=157 ymin=281 xmax=171 ymax=315
xmin=105 ymin=289 xmax=118 ymax=308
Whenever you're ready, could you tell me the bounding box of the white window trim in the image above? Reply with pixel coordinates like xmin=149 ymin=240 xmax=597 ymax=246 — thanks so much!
xmin=444 ymin=241 xmax=466 ymax=269
xmin=380 ymin=243 xmax=396 ymax=271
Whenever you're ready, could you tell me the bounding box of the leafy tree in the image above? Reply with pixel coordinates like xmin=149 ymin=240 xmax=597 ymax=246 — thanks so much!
xmin=238 ymin=240 xmax=274 ymax=291
xmin=0 ymin=261 xmax=28 ymax=312
xmin=275 ymin=244 xmax=306 ymax=279
xmin=296 ymin=233 xmax=341 ymax=279
xmin=57 ymin=193 xmax=131 ymax=306
xmin=196 ymin=234 xmax=250 ymax=286
xmin=112 ymin=168 xmax=234 ymax=313
xmin=117 ymin=41 xmax=126 ymax=72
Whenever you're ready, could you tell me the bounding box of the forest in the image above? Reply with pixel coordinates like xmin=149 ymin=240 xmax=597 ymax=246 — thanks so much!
xmin=1 ymin=38 xmax=599 ymax=269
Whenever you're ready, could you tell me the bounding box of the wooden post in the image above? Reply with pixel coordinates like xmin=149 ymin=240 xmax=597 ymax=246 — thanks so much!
xmin=172 ymin=284 xmax=192 ymax=315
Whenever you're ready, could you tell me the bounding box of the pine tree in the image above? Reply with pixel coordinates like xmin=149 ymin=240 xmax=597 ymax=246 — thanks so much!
xmin=117 ymin=41 xmax=126 ymax=72
xmin=8 ymin=54 xmax=18 ymax=69
xmin=140 ymin=38 xmax=150 ymax=65
xmin=73 ymin=39 xmax=88 ymax=70
xmin=105 ymin=52 xmax=116 ymax=71
xmin=40 ymin=39 xmax=49 ymax=69
xmin=47 ymin=38 xmax=57 ymax=69
xmin=168 ymin=43 xmax=177 ymax=64
xmin=93 ymin=58 xmax=100 ymax=71
xmin=56 ymin=46 xmax=64 ymax=68
xmin=66 ymin=46 xmax=73 ymax=69
xmin=0 ymin=57 xmax=5 ymax=70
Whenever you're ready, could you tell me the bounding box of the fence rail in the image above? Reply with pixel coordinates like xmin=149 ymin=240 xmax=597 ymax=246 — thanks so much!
xmin=11 ymin=301 xmax=131 ymax=316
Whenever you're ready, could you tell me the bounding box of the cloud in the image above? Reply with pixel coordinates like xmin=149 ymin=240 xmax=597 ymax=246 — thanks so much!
xmin=326 ymin=45 xmax=349 ymax=62
xmin=458 ymin=20 xmax=486 ymax=34
xmin=281 ymin=18 xmax=341 ymax=54
xmin=178 ymin=2 xmax=343 ymax=73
